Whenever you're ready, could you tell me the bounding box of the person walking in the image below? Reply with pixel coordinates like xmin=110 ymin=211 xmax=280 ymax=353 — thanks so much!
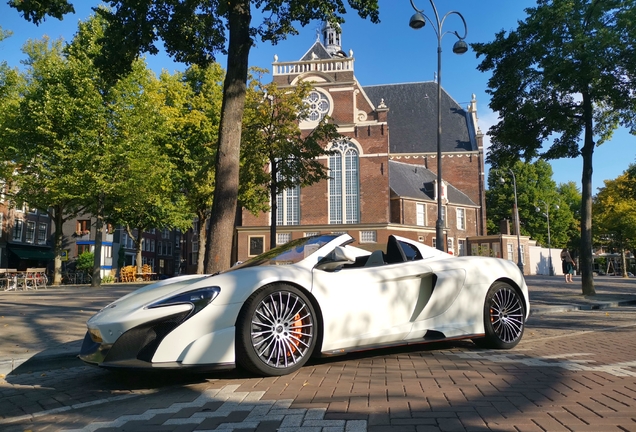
xmin=561 ymin=248 xmax=575 ymax=283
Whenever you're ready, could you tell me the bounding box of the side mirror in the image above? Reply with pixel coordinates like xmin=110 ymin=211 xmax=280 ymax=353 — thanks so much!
xmin=316 ymin=246 xmax=357 ymax=271
xmin=332 ymin=246 xmax=357 ymax=264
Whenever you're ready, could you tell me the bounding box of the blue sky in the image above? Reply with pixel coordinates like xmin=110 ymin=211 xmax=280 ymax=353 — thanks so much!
xmin=1 ymin=0 xmax=634 ymax=193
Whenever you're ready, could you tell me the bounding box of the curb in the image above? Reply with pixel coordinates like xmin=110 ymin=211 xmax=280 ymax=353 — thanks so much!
xmin=530 ymin=299 xmax=636 ymax=316
xmin=0 ymin=341 xmax=83 ymax=377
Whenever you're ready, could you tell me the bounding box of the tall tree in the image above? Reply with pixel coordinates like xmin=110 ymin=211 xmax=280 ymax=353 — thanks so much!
xmin=159 ymin=64 xmax=224 ymax=274
xmin=487 ymin=160 xmax=577 ymax=250
xmin=557 ymin=181 xmax=582 ymax=250
xmin=473 ymin=0 xmax=636 ymax=295
xmin=10 ymin=0 xmax=381 ymax=273
xmin=105 ymin=60 xmax=193 ymax=273
xmin=3 ymin=37 xmax=99 ymax=285
xmin=242 ymin=71 xmax=342 ymax=249
xmin=593 ymin=171 xmax=636 ymax=277
xmin=0 ymin=26 xmax=21 ymax=182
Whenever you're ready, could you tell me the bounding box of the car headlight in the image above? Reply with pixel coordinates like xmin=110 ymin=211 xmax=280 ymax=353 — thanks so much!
xmin=147 ymin=286 xmax=221 ymax=316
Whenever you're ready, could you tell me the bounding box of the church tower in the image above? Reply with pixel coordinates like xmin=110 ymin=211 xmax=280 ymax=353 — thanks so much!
xmin=322 ymin=21 xmax=343 ymax=56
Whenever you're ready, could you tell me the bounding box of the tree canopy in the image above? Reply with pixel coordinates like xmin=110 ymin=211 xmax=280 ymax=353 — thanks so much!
xmin=487 ymin=160 xmax=578 ymax=250
xmin=10 ymin=0 xmax=382 ymax=273
xmin=593 ymin=169 xmax=636 ymax=277
xmin=473 ymin=0 xmax=636 ymax=295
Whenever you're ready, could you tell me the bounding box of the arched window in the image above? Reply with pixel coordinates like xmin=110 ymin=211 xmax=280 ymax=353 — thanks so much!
xmin=329 ymin=141 xmax=359 ymax=224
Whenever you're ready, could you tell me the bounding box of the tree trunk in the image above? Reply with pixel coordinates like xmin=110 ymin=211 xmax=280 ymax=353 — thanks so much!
xmin=91 ymin=194 xmax=103 ymax=287
xmin=580 ymin=91 xmax=596 ymax=295
xmin=621 ymin=247 xmax=628 ymax=278
xmin=269 ymin=160 xmax=277 ymax=249
xmin=52 ymin=206 xmax=64 ymax=286
xmin=196 ymin=210 xmax=208 ymax=274
xmin=135 ymin=228 xmax=143 ymax=276
xmin=204 ymin=0 xmax=252 ymax=273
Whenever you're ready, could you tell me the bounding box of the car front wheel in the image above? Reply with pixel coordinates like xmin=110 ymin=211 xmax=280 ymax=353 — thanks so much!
xmin=475 ymin=281 xmax=525 ymax=349
xmin=236 ymin=284 xmax=317 ymax=376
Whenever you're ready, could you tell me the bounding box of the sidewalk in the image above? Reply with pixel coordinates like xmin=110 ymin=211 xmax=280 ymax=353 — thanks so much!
xmin=527 ymin=274 xmax=636 ymax=315
xmin=1 ymin=275 xmax=635 ymax=377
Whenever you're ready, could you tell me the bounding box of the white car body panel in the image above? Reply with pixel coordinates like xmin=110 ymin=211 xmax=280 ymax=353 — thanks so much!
xmin=79 ymin=233 xmax=529 ymax=373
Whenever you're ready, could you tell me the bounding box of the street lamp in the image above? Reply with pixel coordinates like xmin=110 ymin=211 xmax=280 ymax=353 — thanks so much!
xmin=409 ymin=0 xmax=468 ymax=251
xmin=536 ymin=200 xmax=559 ymax=276
xmin=499 ymin=169 xmax=524 ymax=274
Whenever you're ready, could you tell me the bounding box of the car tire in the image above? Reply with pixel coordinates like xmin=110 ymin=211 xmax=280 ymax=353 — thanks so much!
xmin=474 ymin=281 xmax=525 ymax=349
xmin=236 ymin=284 xmax=318 ymax=376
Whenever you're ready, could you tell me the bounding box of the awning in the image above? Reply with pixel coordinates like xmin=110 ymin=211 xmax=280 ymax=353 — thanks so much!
xmin=8 ymin=246 xmax=55 ymax=260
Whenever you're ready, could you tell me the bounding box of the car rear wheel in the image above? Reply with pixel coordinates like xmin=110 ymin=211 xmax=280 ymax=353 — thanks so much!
xmin=475 ymin=281 xmax=525 ymax=349
xmin=236 ymin=284 xmax=317 ymax=376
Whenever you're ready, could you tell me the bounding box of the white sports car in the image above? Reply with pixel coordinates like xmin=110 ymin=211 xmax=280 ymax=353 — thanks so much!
xmin=79 ymin=233 xmax=529 ymax=376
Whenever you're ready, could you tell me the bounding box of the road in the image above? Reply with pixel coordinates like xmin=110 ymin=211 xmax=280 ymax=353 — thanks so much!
xmin=1 ymin=281 xmax=636 ymax=431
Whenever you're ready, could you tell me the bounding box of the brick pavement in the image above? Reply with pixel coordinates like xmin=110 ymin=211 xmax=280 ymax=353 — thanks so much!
xmin=0 ymin=276 xmax=636 ymax=431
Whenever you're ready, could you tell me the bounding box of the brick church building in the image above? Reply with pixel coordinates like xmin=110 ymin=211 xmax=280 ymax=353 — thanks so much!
xmin=236 ymin=22 xmax=486 ymax=261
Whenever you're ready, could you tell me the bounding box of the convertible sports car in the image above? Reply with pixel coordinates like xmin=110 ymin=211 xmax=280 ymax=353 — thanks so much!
xmin=80 ymin=233 xmax=529 ymax=376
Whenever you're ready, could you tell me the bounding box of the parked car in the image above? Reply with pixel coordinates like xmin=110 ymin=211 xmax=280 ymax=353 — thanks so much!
xmin=79 ymin=233 xmax=529 ymax=376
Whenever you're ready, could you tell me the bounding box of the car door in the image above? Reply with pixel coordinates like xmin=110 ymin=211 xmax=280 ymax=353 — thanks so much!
xmin=311 ymin=258 xmax=433 ymax=353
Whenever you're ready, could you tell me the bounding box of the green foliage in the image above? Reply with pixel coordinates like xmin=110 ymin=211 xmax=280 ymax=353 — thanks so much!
xmin=8 ymin=0 xmax=75 ymax=25
xmin=593 ymin=169 xmax=636 ymax=253
xmin=101 ymin=275 xmax=115 ymax=283
xmin=76 ymin=251 xmax=95 ymax=272
xmin=487 ymin=160 xmax=578 ymax=249
xmin=11 ymin=0 xmax=382 ymax=273
xmin=241 ymin=69 xmax=343 ymax=245
xmin=473 ymin=0 xmax=636 ymax=294
xmin=473 ymin=0 xmax=636 ymax=166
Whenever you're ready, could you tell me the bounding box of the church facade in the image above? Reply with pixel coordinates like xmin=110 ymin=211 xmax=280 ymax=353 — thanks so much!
xmin=236 ymin=23 xmax=486 ymax=261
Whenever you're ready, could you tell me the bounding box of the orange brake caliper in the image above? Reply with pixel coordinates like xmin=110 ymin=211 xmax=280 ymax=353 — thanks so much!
xmin=287 ymin=313 xmax=303 ymax=355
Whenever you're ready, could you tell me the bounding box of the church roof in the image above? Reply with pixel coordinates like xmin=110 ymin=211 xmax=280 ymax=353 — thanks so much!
xmin=389 ymin=160 xmax=477 ymax=207
xmin=300 ymin=41 xmax=333 ymax=61
xmin=363 ymin=82 xmax=474 ymax=154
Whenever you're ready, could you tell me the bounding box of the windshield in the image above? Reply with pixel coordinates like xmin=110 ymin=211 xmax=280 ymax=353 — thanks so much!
xmin=227 ymin=234 xmax=340 ymax=271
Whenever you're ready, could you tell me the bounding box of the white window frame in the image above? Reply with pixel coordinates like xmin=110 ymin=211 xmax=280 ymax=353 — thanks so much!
xmin=248 ymin=235 xmax=265 ymax=257
xmin=25 ymin=221 xmax=36 ymax=243
xmin=37 ymin=222 xmax=48 ymax=244
xmin=304 ymin=231 xmax=320 ymax=237
xmin=328 ymin=141 xmax=359 ymax=224
xmin=13 ymin=219 xmax=23 ymax=242
xmin=456 ymin=208 xmax=466 ymax=230
xmin=416 ymin=203 xmax=425 ymax=226
xmin=276 ymin=183 xmax=300 ymax=226
xmin=458 ymin=239 xmax=466 ymax=256
xmin=492 ymin=242 xmax=501 ymax=258
xmin=277 ymin=232 xmax=292 ymax=245
xmin=447 ymin=237 xmax=454 ymax=255
xmin=507 ymin=243 xmax=514 ymax=261
xmin=360 ymin=230 xmax=377 ymax=243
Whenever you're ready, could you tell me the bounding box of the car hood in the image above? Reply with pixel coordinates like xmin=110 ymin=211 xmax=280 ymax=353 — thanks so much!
xmin=88 ymin=265 xmax=313 ymax=326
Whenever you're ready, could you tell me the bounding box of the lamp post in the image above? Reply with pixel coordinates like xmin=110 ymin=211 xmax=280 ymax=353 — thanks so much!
xmin=409 ymin=0 xmax=468 ymax=252
xmin=536 ymin=200 xmax=559 ymax=276
xmin=499 ymin=169 xmax=524 ymax=274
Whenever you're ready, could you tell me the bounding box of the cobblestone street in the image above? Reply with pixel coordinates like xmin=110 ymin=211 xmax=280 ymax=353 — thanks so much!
xmin=1 ymin=276 xmax=636 ymax=431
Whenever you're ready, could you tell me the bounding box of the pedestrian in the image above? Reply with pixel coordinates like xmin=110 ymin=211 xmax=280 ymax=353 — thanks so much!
xmin=560 ymin=248 xmax=575 ymax=283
